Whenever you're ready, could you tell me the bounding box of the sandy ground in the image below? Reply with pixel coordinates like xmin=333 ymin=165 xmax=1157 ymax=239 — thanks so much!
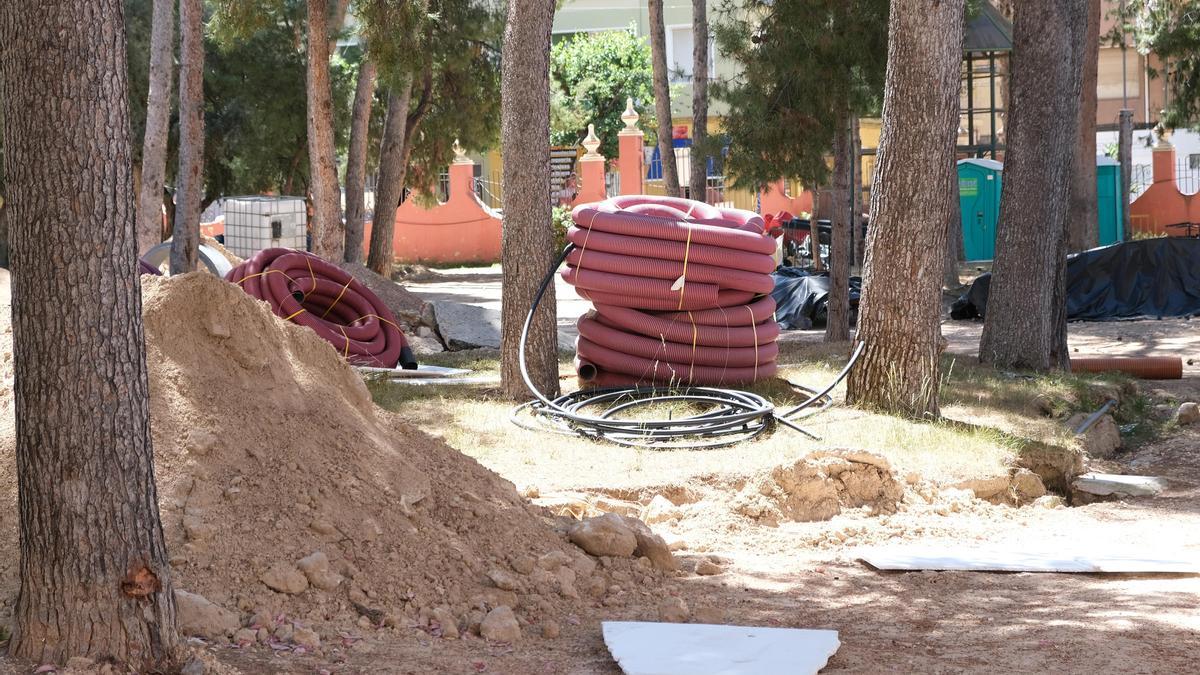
xmin=327 ymin=270 xmax=1200 ymax=675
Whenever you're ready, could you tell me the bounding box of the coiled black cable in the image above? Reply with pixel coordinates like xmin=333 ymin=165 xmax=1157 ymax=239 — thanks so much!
xmin=512 ymin=244 xmax=863 ymax=448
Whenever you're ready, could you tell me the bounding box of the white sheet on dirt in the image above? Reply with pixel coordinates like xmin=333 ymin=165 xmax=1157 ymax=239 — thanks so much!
xmin=857 ymin=545 xmax=1200 ymax=574
xmin=1072 ymin=472 xmax=1167 ymax=497
xmin=601 ymin=621 xmax=840 ymax=675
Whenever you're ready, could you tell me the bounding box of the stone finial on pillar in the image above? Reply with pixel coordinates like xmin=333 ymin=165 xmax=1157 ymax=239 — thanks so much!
xmin=452 ymin=138 xmax=471 ymax=164
xmin=582 ymin=124 xmax=603 ymax=159
xmin=1151 ymin=118 xmax=1176 ymax=184
xmin=620 ymin=98 xmax=641 ymax=135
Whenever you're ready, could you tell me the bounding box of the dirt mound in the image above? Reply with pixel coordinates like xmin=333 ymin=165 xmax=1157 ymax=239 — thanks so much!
xmin=200 ymin=235 xmax=243 ymax=267
xmin=731 ymin=450 xmax=905 ymax=525
xmin=0 ymin=273 xmax=666 ymax=652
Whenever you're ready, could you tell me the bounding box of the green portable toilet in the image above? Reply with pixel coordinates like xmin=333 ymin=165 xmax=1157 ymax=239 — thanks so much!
xmin=1096 ymin=155 xmax=1123 ymax=245
xmin=958 ymin=158 xmax=1003 ymax=261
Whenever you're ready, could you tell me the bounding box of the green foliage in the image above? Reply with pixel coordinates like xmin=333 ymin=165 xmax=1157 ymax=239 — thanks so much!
xmin=400 ymin=0 xmax=504 ymax=192
xmin=204 ymin=19 xmax=355 ymax=199
xmin=712 ymin=0 xmax=888 ymax=189
xmin=1112 ymin=1 xmax=1200 ymax=129
xmin=550 ymin=27 xmax=656 ymax=158
xmin=355 ymin=0 xmax=432 ymax=88
xmin=551 ymin=205 xmax=572 ymax=253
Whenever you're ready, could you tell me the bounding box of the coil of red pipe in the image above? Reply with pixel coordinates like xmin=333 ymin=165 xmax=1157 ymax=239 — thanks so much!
xmin=226 ymin=248 xmax=417 ymax=369
xmin=564 ymin=195 xmax=779 ymax=386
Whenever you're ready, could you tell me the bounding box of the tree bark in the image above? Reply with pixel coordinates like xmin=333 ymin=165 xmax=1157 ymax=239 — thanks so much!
xmin=845 ymin=0 xmax=964 ymax=418
xmin=499 ymin=0 xmax=560 ymax=400
xmin=944 ymin=161 xmax=964 ymax=289
xmin=1067 ymin=0 xmax=1101 ymax=253
xmin=171 ymin=0 xmax=204 ymax=274
xmin=366 ymin=82 xmax=414 ymax=277
xmin=344 ymin=59 xmax=377 ymax=264
xmin=136 ymin=0 xmax=173 ymax=256
xmin=307 ymin=0 xmax=343 ymax=260
xmin=689 ymin=0 xmax=708 ymax=202
xmin=851 ymin=116 xmax=865 ymax=271
xmin=825 ymin=113 xmax=852 ymax=343
xmin=979 ymin=0 xmax=1085 ymax=372
xmin=0 ymin=0 xmax=178 ymax=668
xmin=648 ymin=0 xmax=680 ymax=198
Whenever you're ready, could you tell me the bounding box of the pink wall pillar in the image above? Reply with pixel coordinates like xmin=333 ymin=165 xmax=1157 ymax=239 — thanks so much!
xmin=573 ymin=123 xmax=608 ymax=205
xmin=617 ymin=98 xmax=645 ymax=196
xmin=1152 ymin=137 xmax=1176 ymax=184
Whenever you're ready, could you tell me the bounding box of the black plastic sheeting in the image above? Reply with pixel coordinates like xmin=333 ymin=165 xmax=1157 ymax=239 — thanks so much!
xmin=951 ymin=238 xmax=1200 ymax=321
xmin=771 ymin=268 xmax=862 ymax=330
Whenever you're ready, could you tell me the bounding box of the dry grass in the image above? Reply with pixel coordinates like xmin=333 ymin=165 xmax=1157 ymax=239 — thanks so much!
xmin=366 ymin=339 xmax=1158 ymax=497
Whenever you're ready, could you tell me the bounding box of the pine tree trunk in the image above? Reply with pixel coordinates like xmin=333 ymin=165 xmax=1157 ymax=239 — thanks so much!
xmin=499 ymin=0 xmax=560 ymax=400
xmin=1067 ymin=0 xmax=1101 ymax=253
xmin=344 ymin=59 xmax=377 ymax=264
xmin=136 ymin=0 xmax=173 ymax=256
xmin=851 ymin=116 xmax=865 ymax=271
xmin=979 ymin=0 xmax=1084 ymax=372
xmin=648 ymin=0 xmax=680 ymax=198
xmin=689 ymin=0 xmax=708 ymax=202
xmin=0 ymin=0 xmax=178 ymax=667
xmin=366 ymin=83 xmax=413 ymax=278
xmin=171 ymin=0 xmax=204 ymax=275
xmin=307 ymin=0 xmax=343 ymax=260
xmin=825 ymin=113 xmax=852 ymax=343
xmin=944 ymin=162 xmax=964 ymax=289
xmin=845 ymin=0 xmax=964 ymax=418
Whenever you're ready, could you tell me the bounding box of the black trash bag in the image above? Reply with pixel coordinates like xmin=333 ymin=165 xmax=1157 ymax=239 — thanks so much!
xmin=771 ymin=267 xmax=862 ymax=330
xmin=950 ymin=238 xmax=1200 ymax=321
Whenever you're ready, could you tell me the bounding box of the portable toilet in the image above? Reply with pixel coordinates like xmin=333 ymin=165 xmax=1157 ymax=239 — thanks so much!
xmin=957 ymin=158 xmax=1003 ymax=260
xmin=1096 ymin=155 xmax=1123 ymax=245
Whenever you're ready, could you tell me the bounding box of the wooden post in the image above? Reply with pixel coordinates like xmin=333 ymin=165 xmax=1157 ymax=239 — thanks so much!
xmin=1117 ymin=109 xmax=1133 ymax=240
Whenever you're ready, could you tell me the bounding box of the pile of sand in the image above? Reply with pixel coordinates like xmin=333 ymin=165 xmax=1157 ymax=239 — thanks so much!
xmin=0 ymin=272 xmax=671 ymax=652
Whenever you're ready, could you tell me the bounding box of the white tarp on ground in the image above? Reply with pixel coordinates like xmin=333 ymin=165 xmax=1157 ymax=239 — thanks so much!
xmin=857 ymin=545 xmax=1200 ymax=574
xmin=601 ymin=621 xmax=840 ymax=675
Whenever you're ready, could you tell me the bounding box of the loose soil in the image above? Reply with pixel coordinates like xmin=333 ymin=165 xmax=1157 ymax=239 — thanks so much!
xmin=0 ymin=268 xmax=1197 ymax=673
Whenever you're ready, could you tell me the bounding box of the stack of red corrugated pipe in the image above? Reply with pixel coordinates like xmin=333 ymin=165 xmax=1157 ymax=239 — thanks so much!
xmin=563 ymin=195 xmax=780 ymax=387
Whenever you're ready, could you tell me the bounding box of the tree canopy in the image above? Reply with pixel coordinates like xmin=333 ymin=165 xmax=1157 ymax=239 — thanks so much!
xmin=712 ymin=0 xmax=888 ymax=189
xmin=1114 ymin=0 xmax=1200 ymax=129
xmin=550 ymin=27 xmax=657 ymax=157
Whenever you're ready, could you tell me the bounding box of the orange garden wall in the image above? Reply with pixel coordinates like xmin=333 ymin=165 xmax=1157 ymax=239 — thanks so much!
xmin=1129 ymin=142 xmax=1199 ymax=237
xmin=363 ymin=155 xmax=503 ymax=265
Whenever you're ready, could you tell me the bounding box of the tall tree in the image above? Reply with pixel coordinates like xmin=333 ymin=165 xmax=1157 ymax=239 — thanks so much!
xmin=845 ymin=0 xmax=965 ymax=417
xmin=713 ymin=0 xmax=887 ymax=200
xmin=1067 ymin=0 xmax=1101 ymax=253
xmin=307 ymin=0 xmax=343 ymax=260
xmin=825 ymin=113 xmax=852 ymax=342
xmin=171 ymin=0 xmax=205 ymax=274
xmin=499 ymin=0 xmax=559 ymax=399
xmin=1114 ymin=0 xmax=1200 ymax=128
xmin=979 ymin=0 xmax=1085 ymax=372
xmin=0 ymin=0 xmax=178 ymax=667
xmin=689 ymin=0 xmax=709 ymax=202
xmin=366 ymin=82 xmax=415 ymax=277
xmin=648 ymin=0 xmax=681 ymax=197
xmin=344 ymin=59 xmax=377 ymax=263
xmin=136 ymin=0 xmax=174 ymax=255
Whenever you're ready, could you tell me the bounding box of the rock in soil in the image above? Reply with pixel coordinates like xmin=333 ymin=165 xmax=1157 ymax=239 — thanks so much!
xmin=621 ymin=516 xmax=679 ymax=571
xmin=480 ymin=605 xmax=522 ymax=642
xmin=261 ymin=562 xmax=309 ymax=595
xmin=1068 ymin=413 xmax=1122 ymax=458
xmin=1176 ymin=402 xmax=1199 ymax=425
xmin=568 ymin=513 xmax=638 ymax=557
xmin=175 ymin=589 xmax=240 ymax=639
xmin=658 ymin=597 xmax=690 ymax=622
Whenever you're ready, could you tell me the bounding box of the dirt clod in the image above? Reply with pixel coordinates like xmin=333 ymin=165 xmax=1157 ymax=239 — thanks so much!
xmin=175 ymin=589 xmax=240 ymax=639
xmin=568 ymin=513 xmax=637 ymax=557
xmin=480 ymin=605 xmax=521 ymax=642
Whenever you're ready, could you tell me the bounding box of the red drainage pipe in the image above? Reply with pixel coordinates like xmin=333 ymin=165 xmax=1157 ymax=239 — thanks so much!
xmin=564 ymin=196 xmax=779 ymax=386
xmin=1070 ymin=356 xmax=1183 ymax=380
xmin=227 ymin=248 xmax=416 ymax=369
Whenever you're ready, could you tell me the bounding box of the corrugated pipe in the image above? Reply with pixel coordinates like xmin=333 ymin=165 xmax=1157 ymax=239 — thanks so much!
xmin=563 ymin=196 xmax=779 ymax=386
xmin=1070 ymin=356 xmax=1183 ymax=380
xmin=227 ymin=248 xmax=416 ymax=369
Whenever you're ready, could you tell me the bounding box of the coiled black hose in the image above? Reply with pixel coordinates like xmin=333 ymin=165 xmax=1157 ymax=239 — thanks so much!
xmin=512 ymin=244 xmax=863 ymax=449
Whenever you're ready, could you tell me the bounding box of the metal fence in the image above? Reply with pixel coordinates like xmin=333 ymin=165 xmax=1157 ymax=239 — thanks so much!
xmin=1176 ymin=159 xmax=1199 ymax=195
